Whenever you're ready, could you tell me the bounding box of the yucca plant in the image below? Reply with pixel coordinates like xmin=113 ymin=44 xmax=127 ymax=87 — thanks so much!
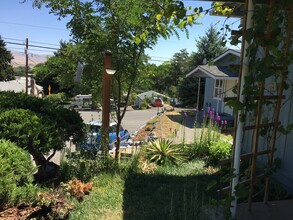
xmin=146 ymin=139 xmax=186 ymax=166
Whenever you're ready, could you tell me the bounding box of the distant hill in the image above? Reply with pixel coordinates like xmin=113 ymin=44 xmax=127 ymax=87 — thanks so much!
xmin=11 ymin=51 xmax=50 ymax=67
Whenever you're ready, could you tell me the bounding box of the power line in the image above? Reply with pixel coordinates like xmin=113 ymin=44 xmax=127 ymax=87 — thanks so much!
xmin=0 ymin=20 xmax=67 ymax=31
xmin=7 ymin=47 xmax=56 ymax=53
xmin=2 ymin=37 xmax=60 ymax=47
xmin=5 ymin=41 xmax=59 ymax=50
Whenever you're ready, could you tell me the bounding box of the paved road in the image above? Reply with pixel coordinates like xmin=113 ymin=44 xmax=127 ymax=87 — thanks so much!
xmin=79 ymin=107 xmax=159 ymax=135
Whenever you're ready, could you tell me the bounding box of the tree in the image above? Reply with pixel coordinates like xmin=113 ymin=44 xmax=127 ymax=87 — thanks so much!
xmin=165 ymin=49 xmax=191 ymax=97
xmin=33 ymin=42 xmax=81 ymax=96
xmin=177 ymin=25 xmax=227 ymax=107
xmin=0 ymin=91 xmax=84 ymax=177
xmin=189 ymin=24 xmax=227 ymax=68
xmin=27 ymin=0 xmax=201 ymax=160
xmin=0 ymin=36 xmax=15 ymax=81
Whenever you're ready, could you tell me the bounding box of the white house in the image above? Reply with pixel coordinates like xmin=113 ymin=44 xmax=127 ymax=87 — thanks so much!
xmin=134 ymin=90 xmax=170 ymax=108
xmin=186 ymin=49 xmax=240 ymax=116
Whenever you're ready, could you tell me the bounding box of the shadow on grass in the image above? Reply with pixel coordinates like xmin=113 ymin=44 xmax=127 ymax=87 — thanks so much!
xmin=122 ymin=172 xmax=217 ymax=220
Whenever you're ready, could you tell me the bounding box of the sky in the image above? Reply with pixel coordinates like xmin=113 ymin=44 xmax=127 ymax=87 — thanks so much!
xmin=0 ymin=0 xmax=241 ymax=65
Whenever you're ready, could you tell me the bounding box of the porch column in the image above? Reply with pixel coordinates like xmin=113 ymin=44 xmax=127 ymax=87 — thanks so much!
xmin=197 ymin=77 xmax=201 ymax=111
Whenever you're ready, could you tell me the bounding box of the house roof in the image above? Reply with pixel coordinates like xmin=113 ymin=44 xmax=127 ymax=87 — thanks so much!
xmin=186 ymin=65 xmax=238 ymax=79
xmin=186 ymin=49 xmax=240 ymax=79
xmin=0 ymin=78 xmax=43 ymax=93
xmin=213 ymin=49 xmax=240 ymax=63
xmin=0 ymin=80 xmax=26 ymax=93
xmin=137 ymin=90 xmax=170 ymax=100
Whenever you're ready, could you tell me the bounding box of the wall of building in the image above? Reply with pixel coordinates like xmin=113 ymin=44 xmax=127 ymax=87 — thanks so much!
xmin=223 ymin=79 xmax=237 ymax=115
xmin=273 ymin=64 xmax=293 ymax=194
xmin=204 ymin=78 xmax=223 ymax=113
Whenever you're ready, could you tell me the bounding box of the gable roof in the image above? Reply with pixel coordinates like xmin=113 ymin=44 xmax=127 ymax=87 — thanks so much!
xmin=213 ymin=49 xmax=240 ymax=63
xmin=186 ymin=65 xmax=238 ymax=79
xmin=186 ymin=49 xmax=240 ymax=79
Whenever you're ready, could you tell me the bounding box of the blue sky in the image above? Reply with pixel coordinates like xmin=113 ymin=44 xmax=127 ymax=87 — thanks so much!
xmin=0 ymin=0 xmax=241 ymax=64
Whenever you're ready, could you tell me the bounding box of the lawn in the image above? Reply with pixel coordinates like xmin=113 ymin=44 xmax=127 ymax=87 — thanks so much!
xmin=69 ymin=160 xmax=219 ymax=220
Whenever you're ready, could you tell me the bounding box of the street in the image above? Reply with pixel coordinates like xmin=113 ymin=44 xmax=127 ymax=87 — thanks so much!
xmin=79 ymin=107 xmax=159 ymax=135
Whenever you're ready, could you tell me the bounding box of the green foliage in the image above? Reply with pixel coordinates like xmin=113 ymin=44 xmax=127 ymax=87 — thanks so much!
xmin=146 ymin=139 xmax=186 ymax=166
xmin=0 ymin=108 xmax=63 ymax=170
xmin=59 ymin=152 xmax=118 ymax=182
xmin=189 ymin=24 xmax=227 ymax=68
xmin=0 ymin=91 xmax=84 ymax=176
xmin=139 ymin=100 xmax=149 ymax=110
xmin=188 ymin=118 xmax=221 ymax=160
xmin=13 ymin=65 xmax=27 ymax=76
xmin=208 ymin=140 xmax=232 ymax=165
xmin=0 ymin=139 xmax=37 ymax=207
xmin=43 ymin=92 xmax=66 ymax=105
xmin=0 ymin=36 xmax=15 ymax=81
xmin=0 ymin=91 xmax=84 ymax=144
xmin=177 ymin=76 xmax=203 ymax=107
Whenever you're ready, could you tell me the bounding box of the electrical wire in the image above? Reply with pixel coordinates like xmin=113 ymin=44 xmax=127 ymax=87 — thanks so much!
xmin=5 ymin=41 xmax=59 ymax=50
xmin=0 ymin=20 xmax=67 ymax=31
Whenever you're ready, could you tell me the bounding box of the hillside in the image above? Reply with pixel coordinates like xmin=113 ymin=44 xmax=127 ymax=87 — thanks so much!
xmin=11 ymin=51 xmax=50 ymax=67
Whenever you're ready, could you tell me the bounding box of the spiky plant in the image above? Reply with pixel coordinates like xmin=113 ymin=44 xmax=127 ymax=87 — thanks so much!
xmin=146 ymin=139 xmax=186 ymax=166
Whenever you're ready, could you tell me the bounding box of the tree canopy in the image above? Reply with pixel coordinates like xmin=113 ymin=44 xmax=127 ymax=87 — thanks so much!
xmin=0 ymin=91 xmax=84 ymax=176
xmin=0 ymin=36 xmax=15 ymax=81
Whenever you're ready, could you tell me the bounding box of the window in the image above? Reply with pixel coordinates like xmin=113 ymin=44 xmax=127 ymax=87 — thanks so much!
xmin=214 ymin=79 xmax=223 ymax=100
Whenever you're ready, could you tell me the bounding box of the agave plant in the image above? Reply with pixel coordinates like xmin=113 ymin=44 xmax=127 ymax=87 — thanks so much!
xmin=146 ymin=139 xmax=186 ymax=166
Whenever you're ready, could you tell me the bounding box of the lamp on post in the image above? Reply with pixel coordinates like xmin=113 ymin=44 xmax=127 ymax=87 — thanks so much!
xmin=101 ymin=50 xmax=116 ymax=157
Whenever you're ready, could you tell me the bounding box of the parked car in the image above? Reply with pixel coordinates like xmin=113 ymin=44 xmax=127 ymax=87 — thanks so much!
xmin=79 ymin=120 xmax=130 ymax=152
xmin=151 ymin=98 xmax=164 ymax=107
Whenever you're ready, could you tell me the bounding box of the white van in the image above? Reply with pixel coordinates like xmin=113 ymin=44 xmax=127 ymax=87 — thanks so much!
xmin=71 ymin=94 xmax=92 ymax=108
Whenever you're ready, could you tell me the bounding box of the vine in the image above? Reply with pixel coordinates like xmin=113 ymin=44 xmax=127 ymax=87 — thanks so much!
xmin=226 ymin=2 xmax=293 ymax=133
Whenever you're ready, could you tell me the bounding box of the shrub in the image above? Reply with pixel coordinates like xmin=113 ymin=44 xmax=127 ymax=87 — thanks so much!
xmin=145 ymin=139 xmax=186 ymax=166
xmin=0 ymin=139 xmax=37 ymax=207
xmin=187 ymin=143 xmax=210 ymax=160
xmin=44 ymin=92 xmax=66 ymax=105
xmin=59 ymin=152 xmax=117 ymax=182
xmin=208 ymin=140 xmax=232 ymax=165
xmin=139 ymin=100 xmax=149 ymax=110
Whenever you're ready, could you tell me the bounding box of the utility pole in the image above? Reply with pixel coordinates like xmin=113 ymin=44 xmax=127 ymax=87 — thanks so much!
xmin=25 ymin=38 xmax=28 ymax=95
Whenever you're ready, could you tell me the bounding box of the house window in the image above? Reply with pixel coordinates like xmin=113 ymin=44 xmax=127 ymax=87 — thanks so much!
xmin=214 ymin=79 xmax=223 ymax=100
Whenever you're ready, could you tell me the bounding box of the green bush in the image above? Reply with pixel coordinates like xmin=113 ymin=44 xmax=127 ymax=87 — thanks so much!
xmin=187 ymin=143 xmax=210 ymax=160
xmin=139 ymin=100 xmax=149 ymax=110
xmin=208 ymin=140 xmax=232 ymax=165
xmin=59 ymin=152 xmax=118 ymax=182
xmin=0 ymin=139 xmax=37 ymax=207
xmin=44 ymin=92 xmax=66 ymax=105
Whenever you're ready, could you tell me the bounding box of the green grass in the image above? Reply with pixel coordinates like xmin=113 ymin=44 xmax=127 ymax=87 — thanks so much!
xmin=68 ymin=160 xmax=218 ymax=220
xmin=69 ymin=173 xmax=124 ymax=220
